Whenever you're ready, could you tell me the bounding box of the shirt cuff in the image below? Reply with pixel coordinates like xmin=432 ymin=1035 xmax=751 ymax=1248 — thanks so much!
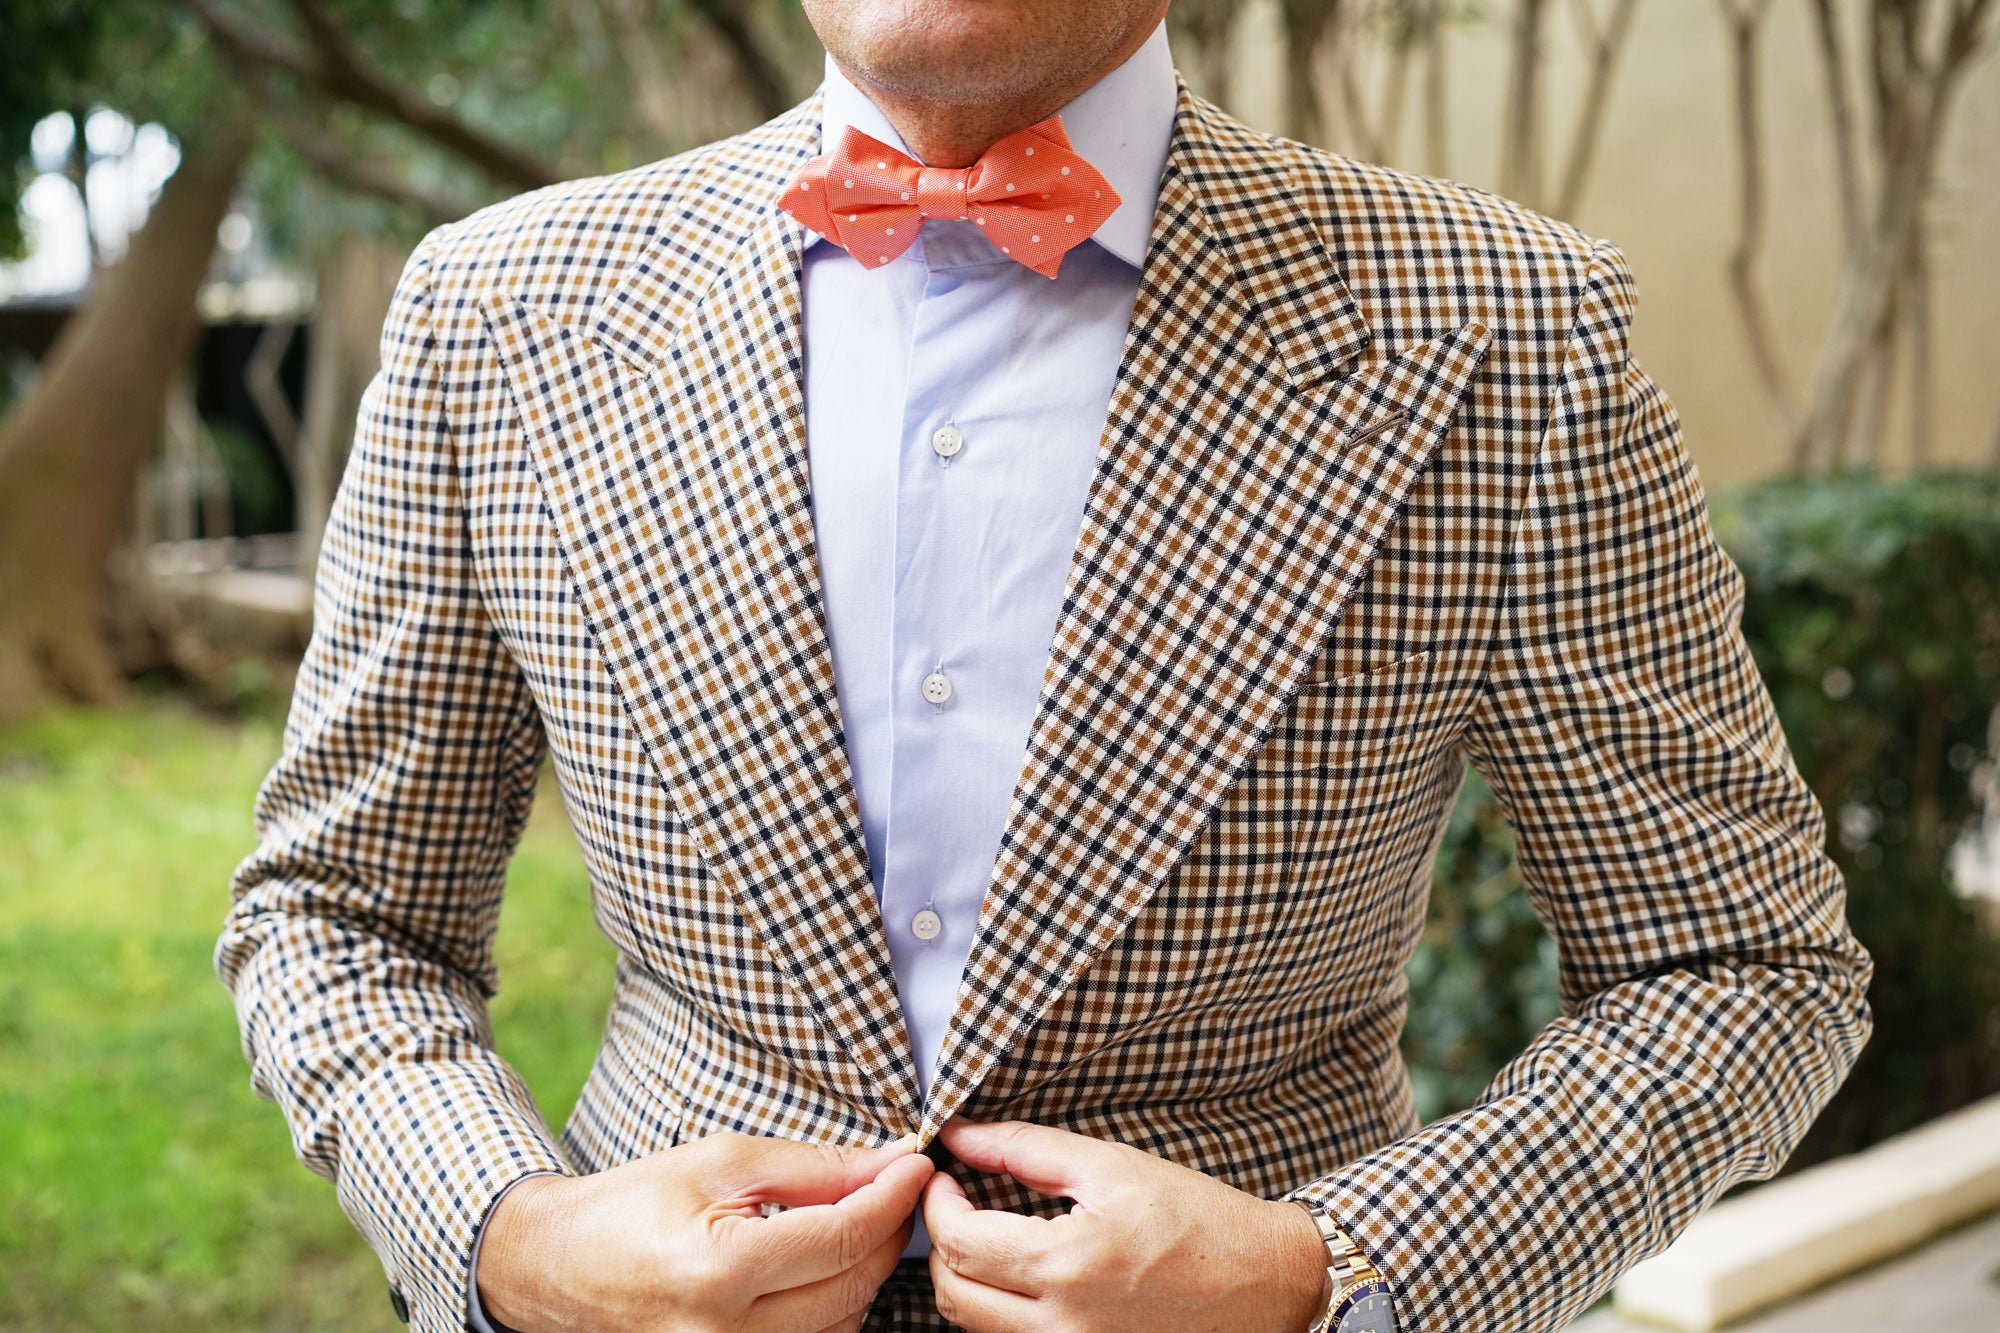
xmin=465 ymin=1171 xmax=563 ymax=1333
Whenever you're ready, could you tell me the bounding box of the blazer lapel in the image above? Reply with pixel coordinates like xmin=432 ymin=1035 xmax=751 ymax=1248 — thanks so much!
xmin=920 ymin=86 xmax=1493 ymax=1136
xmin=482 ymin=97 xmax=926 ymax=1131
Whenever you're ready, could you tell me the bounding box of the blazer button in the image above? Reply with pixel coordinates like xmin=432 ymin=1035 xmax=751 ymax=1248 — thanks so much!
xmin=387 ymin=1284 xmax=410 ymax=1323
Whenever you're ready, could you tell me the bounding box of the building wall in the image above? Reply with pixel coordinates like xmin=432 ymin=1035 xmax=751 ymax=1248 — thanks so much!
xmin=1216 ymin=1 xmax=2000 ymax=487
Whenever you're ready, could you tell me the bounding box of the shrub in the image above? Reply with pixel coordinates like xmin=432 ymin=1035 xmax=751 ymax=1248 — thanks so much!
xmin=1407 ymin=471 xmax=2000 ymax=1170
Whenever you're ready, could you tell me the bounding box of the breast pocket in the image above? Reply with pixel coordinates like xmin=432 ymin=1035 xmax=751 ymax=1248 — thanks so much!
xmin=1195 ymin=648 xmax=1465 ymax=1012
xmin=1261 ymin=648 xmax=1443 ymax=770
xmin=1259 ymin=645 xmax=1466 ymax=901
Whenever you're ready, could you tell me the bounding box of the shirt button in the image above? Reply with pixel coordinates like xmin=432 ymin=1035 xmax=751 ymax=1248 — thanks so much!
xmin=911 ymin=908 xmax=943 ymax=941
xmin=921 ymin=671 xmax=953 ymax=705
xmin=931 ymin=425 xmax=964 ymax=458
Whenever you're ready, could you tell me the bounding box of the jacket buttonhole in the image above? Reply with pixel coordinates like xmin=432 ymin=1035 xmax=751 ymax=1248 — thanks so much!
xmin=1341 ymin=408 xmax=1414 ymax=451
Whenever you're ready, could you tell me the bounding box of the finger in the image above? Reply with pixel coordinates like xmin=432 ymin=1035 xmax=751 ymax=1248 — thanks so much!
xmin=748 ymin=1208 xmax=913 ymax=1332
xmin=737 ymin=1151 xmax=934 ymax=1290
xmin=930 ymin=1248 xmax=1045 ymax=1333
xmin=695 ymin=1131 xmax=924 ymax=1209
xmin=920 ymin=1169 xmax=1056 ymax=1296
xmin=936 ymin=1119 xmax=1123 ymax=1202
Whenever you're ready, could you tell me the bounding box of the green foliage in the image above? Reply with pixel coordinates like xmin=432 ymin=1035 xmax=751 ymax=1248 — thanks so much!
xmin=1 ymin=1 xmax=823 ymax=273
xmin=1406 ymin=470 xmax=2000 ymax=1170
xmin=0 ymin=696 xmax=615 ymax=1328
xmin=1404 ymin=770 xmax=1558 ymax=1119
xmin=0 ymin=0 xmax=101 ymax=259
xmin=1722 ymin=470 xmax=2000 ymax=1162
xmin=201 ymin=416 xmax=291 ymax=536
xmin=0 ymin=1 xmax=223 ymax=259
xmin=4 ymin=473 xmax=1995 ymax=1319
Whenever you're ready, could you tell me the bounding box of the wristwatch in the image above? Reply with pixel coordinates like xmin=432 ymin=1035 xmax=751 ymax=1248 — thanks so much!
xmin=1288 ymin=1200 xmax=1398 ymax=1333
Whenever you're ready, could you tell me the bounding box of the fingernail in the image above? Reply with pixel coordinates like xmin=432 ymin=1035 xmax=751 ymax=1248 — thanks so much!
xmin=889 ymin=1132 xmax=921 ymax=1153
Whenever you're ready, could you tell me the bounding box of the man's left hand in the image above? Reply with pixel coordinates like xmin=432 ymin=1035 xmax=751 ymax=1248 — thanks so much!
xmin=922 ymin=1119 xmax=1331 ymax=1332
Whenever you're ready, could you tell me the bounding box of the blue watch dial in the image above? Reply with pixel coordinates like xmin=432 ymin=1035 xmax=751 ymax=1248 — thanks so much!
xmin=1333 ymin=1278 xmax=1397 ymax=1333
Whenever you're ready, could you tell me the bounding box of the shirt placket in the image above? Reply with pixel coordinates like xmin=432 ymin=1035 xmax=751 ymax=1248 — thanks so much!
xmin=880 ymin=245 xmax=1004 ymax=1097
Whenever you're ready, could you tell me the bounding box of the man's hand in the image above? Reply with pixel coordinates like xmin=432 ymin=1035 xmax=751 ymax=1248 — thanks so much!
xmin=923 ymin=1120 xmax=1331 ymax=1333
xmin=477 ymin=1131 xmax=934 ymax=1332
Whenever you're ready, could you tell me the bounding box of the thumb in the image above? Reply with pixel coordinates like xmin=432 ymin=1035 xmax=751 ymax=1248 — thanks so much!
xmin=693 ymin=1131 xmax=924 ymax=1208
xmin=936 ymin=1119 xmax=1125 ymax=1202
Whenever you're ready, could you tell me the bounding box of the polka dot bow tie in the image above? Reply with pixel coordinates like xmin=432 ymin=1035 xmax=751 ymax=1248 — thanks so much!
xmin=779 ymin=117 xmax=1120 ymax=279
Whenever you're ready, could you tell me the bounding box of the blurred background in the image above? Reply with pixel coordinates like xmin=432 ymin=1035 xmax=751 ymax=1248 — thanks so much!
xmin=0 ymin=1 xmax=1996 ymax=1329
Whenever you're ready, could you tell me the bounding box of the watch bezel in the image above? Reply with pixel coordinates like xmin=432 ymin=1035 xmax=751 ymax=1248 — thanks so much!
xmin=1329 ymin=1276 xmax=1396 ymax=1331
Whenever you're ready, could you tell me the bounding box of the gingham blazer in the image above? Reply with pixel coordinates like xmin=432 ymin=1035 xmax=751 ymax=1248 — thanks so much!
xmin=218 ymin=76 xmax=1873 ymax=1333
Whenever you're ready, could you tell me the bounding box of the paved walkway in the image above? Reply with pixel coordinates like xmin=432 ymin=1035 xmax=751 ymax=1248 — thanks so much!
xmin=1571 ymin=1207 xmax=2000 ymax=1332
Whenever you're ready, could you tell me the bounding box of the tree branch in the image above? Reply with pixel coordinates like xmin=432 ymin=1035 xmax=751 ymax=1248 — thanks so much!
xmin=1905 ymin=212 xmax=1932 ymax=467
xmin=598 ymin=0 xmax=685 ymax=148
xmin=1335 ymin=6 xmax=1386 ymax=161
xmin=265 ymin=98 xmax=473 ymax=228
xmin=1500 ymin=0 xmax=1550 ymax=206
xmin=1948 ymin=0 xmax=1996 ymax=63
xmin=1714 ymin=0 xmax=1797 ymax=463
xmin=1552 ymin=0 xmax=1641 ymax=219
xmin=1847 ymin=270 xmax=1899 ymax=471
xmin=1280 ymin=0 xmax=1344 ymax=145
xmin=195 ymin=6 xmax=477 ymax=226
xmin=1808 ymin=0 xmax=1861 ymax=248
xmin=687 ymin=0 xmax=797 ymax=121
xmin=282 ymin=0 xmax=560 ymax=188
xmin=182 ymin=0 xmax=559 ymax=191
xmin=1422 ymin=0 xmax=1451 ymax=176
xmin=1375 ymin=2 xmax=1421 ymax=165
xmin=1168 ymin=0 xmax=1238 ymax=110
xmin=1792 ymin=0 xmax=1992 ymax=469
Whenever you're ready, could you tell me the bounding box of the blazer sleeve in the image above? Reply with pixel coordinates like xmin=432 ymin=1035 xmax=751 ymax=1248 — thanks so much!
xmin=214 ymin=234 xmax=574 ymax=1333
xmin=1284 ymin=239 xmax=1874 ymax=1332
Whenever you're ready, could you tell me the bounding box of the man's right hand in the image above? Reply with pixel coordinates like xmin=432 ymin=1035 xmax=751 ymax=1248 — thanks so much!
xmin=475 ymin=1131 xmax=934 ymax=1332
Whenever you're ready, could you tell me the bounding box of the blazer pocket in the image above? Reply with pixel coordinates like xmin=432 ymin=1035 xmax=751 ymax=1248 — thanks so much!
xmin=1260 ymin=648 xmax=1441 ymax=770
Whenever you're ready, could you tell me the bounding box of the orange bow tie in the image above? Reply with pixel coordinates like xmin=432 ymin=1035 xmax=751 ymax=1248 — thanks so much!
xmin=778 ymin=117 xmax=1120 ymax=279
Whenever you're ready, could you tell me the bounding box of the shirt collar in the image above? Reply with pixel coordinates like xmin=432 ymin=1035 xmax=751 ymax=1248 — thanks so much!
xmin=813 ymin=19 xmax=1176 ymax=269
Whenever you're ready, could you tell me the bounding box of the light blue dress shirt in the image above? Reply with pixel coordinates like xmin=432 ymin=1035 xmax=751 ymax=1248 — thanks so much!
xmin=470 ymin=25 xmax=1176 ymax=1322
xmin=805 ymin=20 xmax=1176 ymax=1106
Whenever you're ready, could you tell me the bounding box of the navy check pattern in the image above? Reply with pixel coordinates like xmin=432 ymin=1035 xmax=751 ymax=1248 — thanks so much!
xmin=218 ymin=75 xmax=1871 ymax=1333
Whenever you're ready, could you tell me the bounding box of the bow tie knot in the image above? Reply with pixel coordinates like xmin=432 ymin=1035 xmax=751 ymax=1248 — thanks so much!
xmin=780 ymin=117 xmax=1120 ymax=278
xmin=916 ymin=166 xmax=971 ymax=222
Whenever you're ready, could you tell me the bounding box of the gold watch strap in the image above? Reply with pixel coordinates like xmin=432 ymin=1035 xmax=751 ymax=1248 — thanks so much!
xmin=1288 ymin=1200 xmax=1384 ymax=1331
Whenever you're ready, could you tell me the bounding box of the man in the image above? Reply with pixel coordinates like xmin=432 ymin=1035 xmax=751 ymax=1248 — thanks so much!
xmin=217 ymin=0 xmax=1874 ymax=1329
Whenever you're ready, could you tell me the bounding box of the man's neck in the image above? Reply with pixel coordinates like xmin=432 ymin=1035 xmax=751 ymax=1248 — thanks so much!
xmin=829 ymin=20 xmax=1162 ymax=167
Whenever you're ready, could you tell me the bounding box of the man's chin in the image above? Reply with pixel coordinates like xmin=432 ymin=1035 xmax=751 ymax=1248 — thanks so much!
xmin=841 ymin=38 xmax=1053 ymax=108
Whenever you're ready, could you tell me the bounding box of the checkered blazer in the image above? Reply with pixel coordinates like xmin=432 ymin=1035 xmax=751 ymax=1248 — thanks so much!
xmin=218 ymin=75 xmax=1873 ymax=1333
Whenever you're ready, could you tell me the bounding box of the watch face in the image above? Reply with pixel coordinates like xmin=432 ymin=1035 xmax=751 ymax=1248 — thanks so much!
xmin=1333 ymin=1279 xmax=1397 ymax=1333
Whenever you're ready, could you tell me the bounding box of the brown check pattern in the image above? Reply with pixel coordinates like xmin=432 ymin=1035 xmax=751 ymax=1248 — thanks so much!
xmin=217 ymin=73 xmax=1873 ymax=1333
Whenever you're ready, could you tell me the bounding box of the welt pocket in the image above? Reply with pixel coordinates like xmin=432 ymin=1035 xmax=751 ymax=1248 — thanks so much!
xmin=1299 ymin=647 xmax=1437 ymax=693
xmin=1257 ymin=649 xmax=1442 ymax=769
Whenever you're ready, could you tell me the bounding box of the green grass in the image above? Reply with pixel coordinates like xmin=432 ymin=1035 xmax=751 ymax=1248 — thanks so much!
xmin=0 ymin=694 xmax=616 ymax=1330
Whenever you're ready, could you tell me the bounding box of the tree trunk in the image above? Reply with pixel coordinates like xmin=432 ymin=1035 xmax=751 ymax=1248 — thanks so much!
xmin=1280 ymin=0 xmax=1342 ymax=145
xmin=0 ymin=123 xmax=256 ymax=723
xmin=1500 ymin=0 xmax=1549 ymax=206
xmin=296 ymin=236 xmax=403 ymax=579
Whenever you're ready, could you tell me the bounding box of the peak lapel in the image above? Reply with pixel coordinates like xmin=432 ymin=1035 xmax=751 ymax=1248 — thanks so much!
xmin=919 ymin=87 xmax=1493 ymax=1137
xmin=482 ymin=98 xmax=925 ymax=1130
